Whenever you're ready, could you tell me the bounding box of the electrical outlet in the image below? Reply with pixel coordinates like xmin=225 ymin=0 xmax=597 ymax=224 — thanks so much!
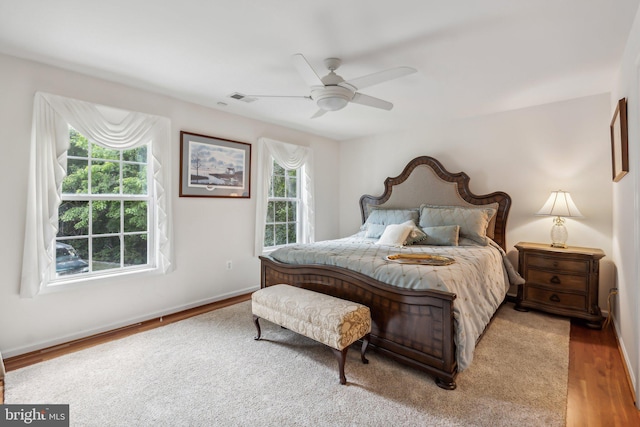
xmin=226 ymin=260 xmax=232 ymax=270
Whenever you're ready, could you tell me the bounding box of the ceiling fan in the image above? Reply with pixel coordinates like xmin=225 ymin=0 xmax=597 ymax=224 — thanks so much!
xmin=247 ymin=53 xmax=417 ymax=118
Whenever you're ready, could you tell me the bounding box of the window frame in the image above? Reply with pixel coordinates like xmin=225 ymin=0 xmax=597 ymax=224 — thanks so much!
xmin=49 ymin=128 xmax=157 ymax=286
xmin=263 ymin=160 xmax=302 ymax=250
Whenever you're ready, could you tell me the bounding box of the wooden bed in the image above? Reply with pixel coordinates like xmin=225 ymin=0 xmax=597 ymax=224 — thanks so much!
xmin=259 ymin=156 xmax=511 ymax=389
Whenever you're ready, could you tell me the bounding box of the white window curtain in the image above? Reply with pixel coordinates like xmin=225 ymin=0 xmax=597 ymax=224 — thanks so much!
xmin=20 ymin=92 xmax=174 ymax=298
xmin=254 ymin=138 xmax=314 ymax=256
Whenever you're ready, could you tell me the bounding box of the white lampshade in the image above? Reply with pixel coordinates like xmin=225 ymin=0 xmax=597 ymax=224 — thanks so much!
xmin=536 ymin=190 xmax=582 ymax=248
xmin=536 ymin=190 xmax=583 ymax=218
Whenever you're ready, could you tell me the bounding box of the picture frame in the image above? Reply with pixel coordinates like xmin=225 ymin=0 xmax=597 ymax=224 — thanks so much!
xmin=610 ymin=98 xmax=629 ymax=182
xmin=179 ymin=131 xmax=251 ymax=198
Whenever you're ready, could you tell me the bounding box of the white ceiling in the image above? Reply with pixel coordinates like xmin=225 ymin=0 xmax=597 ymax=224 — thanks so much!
xmin=0 ymin=0 xmax=638 ymax=141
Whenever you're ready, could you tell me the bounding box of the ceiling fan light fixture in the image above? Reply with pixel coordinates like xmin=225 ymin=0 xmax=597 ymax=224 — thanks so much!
xmin=317 ymin=95 xmax=349 ymax=111
xmin=312 ymin=85 xmax=353 ymax=111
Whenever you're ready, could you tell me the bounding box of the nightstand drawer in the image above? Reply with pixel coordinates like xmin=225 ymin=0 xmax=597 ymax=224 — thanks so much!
xmin=525 ymin=287 xmax=586 ymax=310
xmin=526 ymin=254 xmax=588 ymax=275
xmin=526 ymin=269 xmax=588 ymax=292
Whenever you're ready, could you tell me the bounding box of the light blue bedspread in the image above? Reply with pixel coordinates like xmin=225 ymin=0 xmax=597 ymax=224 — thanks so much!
xmin=269 ymin=236 xmax=523 ymax=370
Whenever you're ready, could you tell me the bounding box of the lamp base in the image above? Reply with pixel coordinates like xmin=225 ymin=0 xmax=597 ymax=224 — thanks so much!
xmin=550 ymin=217 xmax=568 ymax=249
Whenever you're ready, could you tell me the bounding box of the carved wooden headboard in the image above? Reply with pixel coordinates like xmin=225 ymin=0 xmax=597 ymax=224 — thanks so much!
xmin=359 ymin=156 xmax=511 ymax=250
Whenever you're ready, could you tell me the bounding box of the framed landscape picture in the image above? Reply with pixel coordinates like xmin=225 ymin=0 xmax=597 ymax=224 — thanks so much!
xmin=179 ymin=131 xmax=251 ymax=198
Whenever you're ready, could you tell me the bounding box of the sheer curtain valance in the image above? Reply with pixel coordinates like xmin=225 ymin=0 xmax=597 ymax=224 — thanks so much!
xmin=20 ymin=92 xmax=174 ymax=297
xmin=254 ymin=138 xmax=314 ymax=256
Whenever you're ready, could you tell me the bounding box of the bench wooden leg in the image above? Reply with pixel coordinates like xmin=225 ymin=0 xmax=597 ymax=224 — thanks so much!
xmin=361 ymin=334 xmax=370 ymax=364
xmin=253 ymin=315 xmax=262 ymax=340
xmin=333 ymin=334 xmax=370 ymax=384
xmin=331 ymin=347 xmax=348 ymax=385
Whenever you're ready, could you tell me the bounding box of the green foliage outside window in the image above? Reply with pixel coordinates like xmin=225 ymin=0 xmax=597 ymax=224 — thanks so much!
xmin=264 ymin=161 xmax=299 ymax=247
xmin=56 ymin=128 xmax=149 ymax=276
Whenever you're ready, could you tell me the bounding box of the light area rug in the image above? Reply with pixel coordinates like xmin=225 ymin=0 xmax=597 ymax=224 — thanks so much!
xmin=6 ymin=301 xmax=569 ymax=426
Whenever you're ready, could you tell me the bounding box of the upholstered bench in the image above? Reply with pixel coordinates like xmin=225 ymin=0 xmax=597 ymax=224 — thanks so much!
xmin=252 ymin=284 xmax=371 ymax=385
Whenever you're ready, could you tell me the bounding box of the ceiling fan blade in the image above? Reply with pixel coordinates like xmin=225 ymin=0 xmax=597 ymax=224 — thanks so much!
xmin=351 ymin=93 xmax=393 ymax=110
xmin=310 ymin=109 xmax=328 ymax=119
xmin=292 ymin=53 xmax=325 ymax=87
xmin=342 ymin=66 xmax=416 ymax=90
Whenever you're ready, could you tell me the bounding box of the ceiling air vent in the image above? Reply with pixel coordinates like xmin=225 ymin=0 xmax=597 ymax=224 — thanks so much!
xmin=228 ymin=92 xmax=257 ymax=103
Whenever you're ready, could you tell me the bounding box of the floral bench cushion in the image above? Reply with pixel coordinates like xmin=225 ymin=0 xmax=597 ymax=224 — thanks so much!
xmin=251 ymin=284 xmax=371 ymax=351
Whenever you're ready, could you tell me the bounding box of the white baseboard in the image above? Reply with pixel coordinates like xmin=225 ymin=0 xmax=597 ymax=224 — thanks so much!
xmin=3 ymin=285 xmax=259 ymax=358
xmin=612 ymin=317 xmax=638 ymax=406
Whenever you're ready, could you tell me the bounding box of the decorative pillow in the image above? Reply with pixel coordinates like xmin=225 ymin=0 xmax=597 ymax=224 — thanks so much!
xmin=483 ymin=202 xmax=500 ymax=239
xmin=402 ymin=220 xmax=428 ymax=245
xmin=418 ymin=204 xmax=496 ymax=245
xmin=364 ymin=223 xmax=387 ymax=239
xmin=375 ymin=223 xmax=413 ymax=246
xmin=361 ymin=208 xmax=419 ymax=239
xmin=420 ymin=225 xmax=460 ymax=246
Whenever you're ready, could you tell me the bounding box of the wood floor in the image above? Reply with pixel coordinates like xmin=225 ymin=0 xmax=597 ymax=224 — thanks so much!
xmin=2 ymin=295 xmax=639 ymax=426
xmin=567 ymin=319 xmax=640 ymax=426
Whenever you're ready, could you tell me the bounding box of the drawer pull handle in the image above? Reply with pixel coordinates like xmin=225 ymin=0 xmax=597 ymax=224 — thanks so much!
xmin=549 ymin=275 xmax=561 ymax=285
xmin=549 ymin=294 xmax=561 ymax=303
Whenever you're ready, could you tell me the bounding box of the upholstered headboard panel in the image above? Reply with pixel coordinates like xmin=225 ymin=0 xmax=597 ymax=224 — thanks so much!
xmin=359 ymin=156 xmax=511 ymax=250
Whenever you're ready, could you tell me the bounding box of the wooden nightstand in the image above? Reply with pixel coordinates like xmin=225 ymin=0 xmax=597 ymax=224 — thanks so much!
xmin=514 ymin=242 xmax=605 ymax=329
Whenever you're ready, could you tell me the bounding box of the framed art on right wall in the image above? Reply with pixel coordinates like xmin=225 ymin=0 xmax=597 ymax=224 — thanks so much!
xmin=610 ymin=97 xmax=629 ymax=182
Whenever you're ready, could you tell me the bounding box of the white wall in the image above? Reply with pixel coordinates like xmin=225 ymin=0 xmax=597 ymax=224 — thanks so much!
xmin=0 ymin=42 xmax=630 ymax=392
xmin=339 ymin=94 xmax=614 ymax=303
xmin=0 ymin=53 xmax=340 ymax=357
xmin=611 ymin=5 xmax=640 ymax=407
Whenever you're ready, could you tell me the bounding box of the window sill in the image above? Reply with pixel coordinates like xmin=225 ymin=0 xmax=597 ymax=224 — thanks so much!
xmin=42 ymin=266 xmax=159 ymax=294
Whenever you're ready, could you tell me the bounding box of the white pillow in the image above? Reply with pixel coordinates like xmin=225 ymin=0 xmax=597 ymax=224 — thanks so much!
xmin=376 ymin=223 xmax=413 ymax=246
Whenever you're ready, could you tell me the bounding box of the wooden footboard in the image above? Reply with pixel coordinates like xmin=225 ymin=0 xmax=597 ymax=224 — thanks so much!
xmin=260 ymin=255 xmax=459 ymax=389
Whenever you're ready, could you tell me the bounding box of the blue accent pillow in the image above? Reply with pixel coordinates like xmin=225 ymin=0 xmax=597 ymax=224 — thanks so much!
xmin=361 ymin=209 xmax=419 ymax=239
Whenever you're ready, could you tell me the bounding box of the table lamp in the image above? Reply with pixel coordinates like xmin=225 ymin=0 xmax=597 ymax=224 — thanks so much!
xmin=536 ymin=190 xmax=583 ymax=248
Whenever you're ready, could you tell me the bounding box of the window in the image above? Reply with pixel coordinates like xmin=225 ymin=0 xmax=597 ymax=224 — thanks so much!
xmin=55 ymin=128 xmax=153 ymax=279
xmin=20 ymin=92 xmax=173 ymax=297
xmin=264 ymin=161 xmax=300 ymax=248
xmin=254 ymin=138 xmax=314 ymax=256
